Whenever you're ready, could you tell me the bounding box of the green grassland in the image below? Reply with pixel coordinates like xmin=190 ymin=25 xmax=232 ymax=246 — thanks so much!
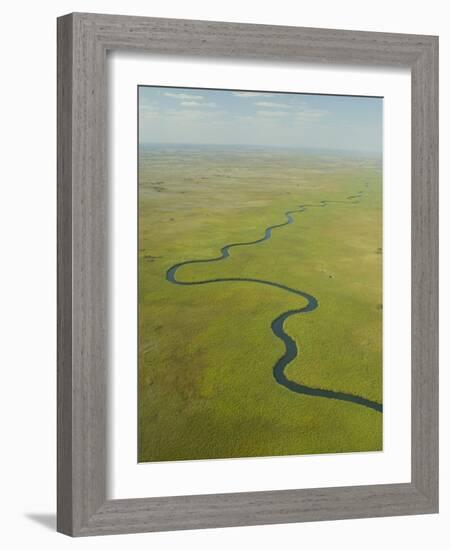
xmin=138 ymin=145 xmax=382 ymax=462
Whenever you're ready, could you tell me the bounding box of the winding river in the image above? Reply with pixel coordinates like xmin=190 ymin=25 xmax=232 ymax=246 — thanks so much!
xmin=166 ymin=187 xmax=382 ymax=414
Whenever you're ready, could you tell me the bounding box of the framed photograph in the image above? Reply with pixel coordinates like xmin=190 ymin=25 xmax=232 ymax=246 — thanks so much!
xmin=57 ymin=13 xmax=438 ymax=536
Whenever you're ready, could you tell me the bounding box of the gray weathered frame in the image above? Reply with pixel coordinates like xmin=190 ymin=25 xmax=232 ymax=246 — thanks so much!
xmin=57 ymin=12 xmax=438 ymax=536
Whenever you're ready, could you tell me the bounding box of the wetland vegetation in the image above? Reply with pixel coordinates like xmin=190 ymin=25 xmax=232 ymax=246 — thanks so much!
xmin=138 ymin=143 xmax=383 ymax=462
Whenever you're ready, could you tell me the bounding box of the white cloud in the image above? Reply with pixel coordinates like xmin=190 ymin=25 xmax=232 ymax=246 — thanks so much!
xmin=164 ymin=92 xmax=204 ymax=100
xmin=165 ymin=108 xmax=226 ymax=120
xmin=256 ymin=101 xmax=290 ymax=108
xmin=231 ymin=92 xmax=274 ymax=98
xmin=296 ymin=108 xmax=328 ymax=119
xmin=180 ymin=101 xmax=217 ymax=108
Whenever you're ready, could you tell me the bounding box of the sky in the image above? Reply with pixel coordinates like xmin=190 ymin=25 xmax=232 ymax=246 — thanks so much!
xmin=139 ymin=86 xmax=383 ymax=154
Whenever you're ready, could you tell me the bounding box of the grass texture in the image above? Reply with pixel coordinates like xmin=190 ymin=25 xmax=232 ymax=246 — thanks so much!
xmin=138 ymin=145 xmax=382 ymax=462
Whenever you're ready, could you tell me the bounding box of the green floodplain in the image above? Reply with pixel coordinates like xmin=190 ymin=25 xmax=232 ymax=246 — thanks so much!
xmin=138 ymin=144 xmax=383 ymax=462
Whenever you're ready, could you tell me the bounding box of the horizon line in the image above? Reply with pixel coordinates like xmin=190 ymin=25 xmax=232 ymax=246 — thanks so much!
xmin=139 ymin=142 xmax=382 ymax=156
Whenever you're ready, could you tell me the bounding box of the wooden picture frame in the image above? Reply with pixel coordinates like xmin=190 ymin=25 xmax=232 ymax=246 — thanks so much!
xmin=57 ymin=12 xmax=438 ymax=536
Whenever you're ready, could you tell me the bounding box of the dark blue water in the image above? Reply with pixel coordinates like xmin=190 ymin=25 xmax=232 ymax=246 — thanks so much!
xmin=166 ymin=187 xmax=382 ymax=413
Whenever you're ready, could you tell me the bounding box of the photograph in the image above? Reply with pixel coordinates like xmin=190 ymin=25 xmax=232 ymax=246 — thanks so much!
xmin=138 ymin=86 xmax=383 ymax=462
